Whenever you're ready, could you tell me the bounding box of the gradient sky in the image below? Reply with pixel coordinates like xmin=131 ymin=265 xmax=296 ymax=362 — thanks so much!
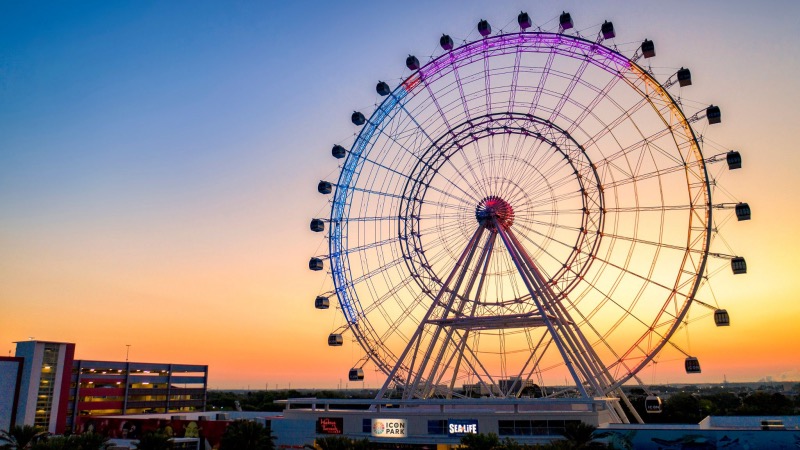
xmin=1 ymin=0 xmax=799 ymax=389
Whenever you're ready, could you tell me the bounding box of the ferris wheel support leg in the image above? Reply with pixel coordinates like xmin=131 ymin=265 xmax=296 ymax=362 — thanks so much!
xmin=408 ymin=227 xmax=491 ymax=398
xmin=493 ymin=223 xmax=591 ymax=398
xmin=505 ymin=228 xmax=623 ymax=397
xmin=373 ymin=226 xmax=485 ymax=402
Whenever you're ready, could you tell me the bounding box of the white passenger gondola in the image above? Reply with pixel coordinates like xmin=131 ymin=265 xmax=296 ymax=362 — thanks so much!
xmin=731 ymin=257 xmax=747 ymax=274
xmin=677 ymin=67 xmax=692 ymax=87
xmin=726 ymin=151 xmax=742 ymax=170
xmin=310 ymin=219 xmax=325 ymax=232
xmin=328 ymin=334 xmax=343 ymax=346
xmin=376 ymin=81 xmax=391 ymax=96
xmin=317 ymin=181 xmax=332 ymax=195
xmin=315 ymin=296 xmax=330 ymax=309
xmin=309 ymin=258 xmax=324 ymax=271
xmin=685 ymin=357 xmax=701 ymax=374
xmin=714 ymin=309 xmax=730 ymax=326
xmin=349 ymin=368 xmax=364 ymax=381
xmin=645 ymin=395 xmax=663 ymax=413
xmin=735 ymin=203 xmax=751 ymax=221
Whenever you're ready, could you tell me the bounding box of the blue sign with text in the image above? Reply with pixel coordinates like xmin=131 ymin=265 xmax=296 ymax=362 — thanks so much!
xmin=448 ymin=419 xmax=479 ymax=436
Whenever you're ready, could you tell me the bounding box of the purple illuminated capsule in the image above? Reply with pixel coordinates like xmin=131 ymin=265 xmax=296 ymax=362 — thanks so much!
xmin=406 ymin=55 xmax=420 ymax=70
xmin=559 ymin=12 xmax=573 ymax=30
xmin=478 ymin=19 xmax=491 ymax=36
xmin=518 ymin=12 xmax=532 ymax=30
xmin=642 ymin=39 xmax=655 ymax=58
xmin=601 ymin=21 xmax=615 ymax=39
xmin=440 ymin=34 xmax=454 ymax=50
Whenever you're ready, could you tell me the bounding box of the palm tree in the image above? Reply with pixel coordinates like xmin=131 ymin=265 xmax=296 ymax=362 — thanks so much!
xmin=30 ymin=434 xmax=109 ymax=450
xmin=314 ymin=437 xmax=370 ymax=450
xmin=0 ymin=425 xmax=49 ymax=449
xmin=559 ymin=422 xmax=599 ymax=449
xmin=460 ymin=432 xmax=501 ymax=450
xmin=135 ymin=432 xmax=170 ymax=450
xmin=219 ymin=419 xmax=275 ymax=450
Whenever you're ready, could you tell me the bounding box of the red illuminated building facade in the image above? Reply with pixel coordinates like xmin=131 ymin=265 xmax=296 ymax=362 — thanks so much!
xmin=0 ymin=340 xmax=207 ymax=434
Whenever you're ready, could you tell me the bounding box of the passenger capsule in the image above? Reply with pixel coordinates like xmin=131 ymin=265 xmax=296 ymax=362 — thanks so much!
xmin=735 ymin=203 xmax=751 ymax=221
xmin=351 ymin=111 xmax=366 ymax=126
xmin=706 ymin=105 xmax=721 ymax=124
xmin=317 ymin=181 xmax=332 ymax=195
xmin=315 ymin=295 xmax=330 ymax=309
xmin=406 ymin=55 xmax=420 ymax=71
xmin=349 ymin=368 xmax=364 ymax=381
xmin=332 ymin=144 xmax=346 ymax=159
xmin=440 ymin=34 xmax=454 ymax=50
xmin=310 ymin=219 xmax=325 ymax=232
xmin=677 ymin=67 xmax=692 ymax=87
xmin=714 ymin=309 xmax=730 ymax=326
xmin=309 ymin=257 xmax=324 ymax=271
xmin=641 ymin=39 xmax=655 ymax=58
xmin=731 ymin=256 xmax=747 ymax=274
xmin=645 ymin=395 xmax=663 ymax=413
xmin=559 ymin=12 xmax=573 ymax=30
xmin=685 ymin=357 xmax=701 ymax=374
xmin=726 ymin=151 xmax=742 ymax=170
xmin=328 ymin=333 xmax=343 ymax=346
xmin=518 ymin=12 xmax=532 ymax=30
xmin=376 ymin=81 xmax=391 ymax=96
xmin=478 ymin=19 xmax=491 ymax=37
xmin=601 ymin=21 xmax=615 ymax=39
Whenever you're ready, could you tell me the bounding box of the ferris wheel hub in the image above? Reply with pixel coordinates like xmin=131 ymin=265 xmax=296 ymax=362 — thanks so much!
xmin=476 ymin=196 xmax=515 ymax=230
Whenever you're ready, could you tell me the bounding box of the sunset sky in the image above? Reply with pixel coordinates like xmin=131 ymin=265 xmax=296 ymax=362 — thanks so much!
xmin=2 ymin=0 xmax=799 ymax=390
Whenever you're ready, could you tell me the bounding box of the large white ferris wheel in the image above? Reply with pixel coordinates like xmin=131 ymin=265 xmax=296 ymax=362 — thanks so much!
xmin=309 ymin=11 xmax=749 ymax=422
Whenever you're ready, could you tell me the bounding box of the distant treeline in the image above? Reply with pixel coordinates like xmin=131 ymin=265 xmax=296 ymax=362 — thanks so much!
xmin=207 ymin=385 xmax=800 ymax=423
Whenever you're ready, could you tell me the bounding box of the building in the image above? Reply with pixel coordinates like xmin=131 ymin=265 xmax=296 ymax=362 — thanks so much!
xmin=0 ymin=340 xmax=207 ymax=434
xmin=0 ymin=356 xmax=25 ymax=432
xmin=2 ymin=341 xmax=76 ymax=434
xmin=68 ymin=360 xmax=208 ymax=433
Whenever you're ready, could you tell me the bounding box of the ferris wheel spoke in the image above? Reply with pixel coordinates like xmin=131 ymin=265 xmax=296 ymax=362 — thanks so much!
xmin=450 ymin=59 xmax=474 ymax=122
xmin=548 ymin=58 xmax=590 ymax=124
xmin=506 ymin=47 xmax=524 ymax=111
xmin=527 ymin=50 xmax=556 ymax=118
xmin=566 ymin=73 xmax=622 ymax=135
xmin=364 ymin=135 xmax=483 ymax=208
xmin=580 ymin=95 xmax=653 ymax=152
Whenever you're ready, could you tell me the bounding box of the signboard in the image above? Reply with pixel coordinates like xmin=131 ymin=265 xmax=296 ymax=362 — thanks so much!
xmin=448 ymin=419 xmax=479 ymax=437
xmin=371 ymin=418 xmax=407 ymax=438
xmin=316 ymin=417 xmax=343 ymax=435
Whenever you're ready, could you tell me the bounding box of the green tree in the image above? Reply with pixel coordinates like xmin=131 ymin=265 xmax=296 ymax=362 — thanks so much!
xmin=0 ymin=425 xmax=49 ymax=449
xmin=460 ymin=432 xmax=501 ymax=450
xmin=135 ymin=432 xmax=170 ymax=450
xmin=219 ymin=420 xmax=275 ymax=450
xmin=30 ymin=434 xmax=109 ymax=450
xmin=738 ymin=392 xmax=794 ymax=415
xmin=314 ymin=436 xmax=370 ymax=450
xmin=560 ymin=422 xmax=598 ymax=449
xmin=662 ymin=392 xmax=704 ymax=423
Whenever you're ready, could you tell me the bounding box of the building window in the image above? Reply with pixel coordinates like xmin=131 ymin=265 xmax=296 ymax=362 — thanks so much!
xmin=498 ymin=419 xmax=582 ymax=436
xmin=427 ymin=420 xmax=447 ymax=435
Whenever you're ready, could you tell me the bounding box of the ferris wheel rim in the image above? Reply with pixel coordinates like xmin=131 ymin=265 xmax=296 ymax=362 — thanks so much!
xmin=326 ymin=26 xmax=714 ymax=391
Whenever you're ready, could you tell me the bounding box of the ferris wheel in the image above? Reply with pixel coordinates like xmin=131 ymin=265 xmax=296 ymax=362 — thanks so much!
xmin=309 ymin=11 xmax=748 ymax=420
